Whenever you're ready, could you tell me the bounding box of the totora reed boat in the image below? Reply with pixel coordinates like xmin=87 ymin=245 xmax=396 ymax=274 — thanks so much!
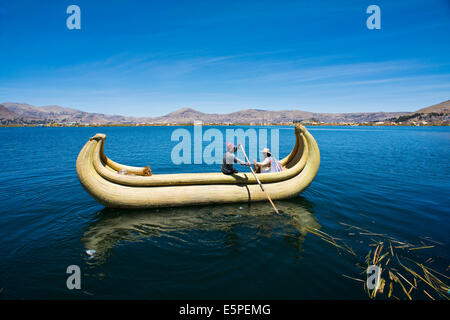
xmin=76 ymin=125 xmax=320 ymax=209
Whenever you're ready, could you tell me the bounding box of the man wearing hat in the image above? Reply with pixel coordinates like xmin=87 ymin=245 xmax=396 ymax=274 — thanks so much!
xmin=221 ymin=142 xmax=250 ymax=175
xmin=253 ymin=147 xmax=282 ymax=173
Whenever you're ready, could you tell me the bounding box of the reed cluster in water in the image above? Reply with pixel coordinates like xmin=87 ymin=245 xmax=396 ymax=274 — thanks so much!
xmin=305 ymin=223 xmax=449 ymax=300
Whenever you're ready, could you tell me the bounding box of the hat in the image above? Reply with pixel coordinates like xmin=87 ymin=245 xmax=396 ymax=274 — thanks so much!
xmin=226 ymin=143 xmax=235 ymax=152
xmin=262 ymin=148 xmax=271 ymax=155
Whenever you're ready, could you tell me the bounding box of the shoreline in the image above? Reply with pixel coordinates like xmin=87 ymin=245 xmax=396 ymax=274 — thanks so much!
xmin=0 ymin=122 xmax=448 ymax=128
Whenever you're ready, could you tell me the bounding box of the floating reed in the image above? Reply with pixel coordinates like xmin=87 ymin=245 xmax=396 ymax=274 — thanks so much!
xmin=312 ymin=222 xmax=449 ymax=300
xmin=304 ymin=226 xmax=356 ymax=256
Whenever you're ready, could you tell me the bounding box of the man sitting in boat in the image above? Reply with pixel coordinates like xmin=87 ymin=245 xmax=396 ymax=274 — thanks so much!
xmin=222 ymin=142 xmax=249 ymax=175
xmin=253 ymin=148 xmax=283 ymax=173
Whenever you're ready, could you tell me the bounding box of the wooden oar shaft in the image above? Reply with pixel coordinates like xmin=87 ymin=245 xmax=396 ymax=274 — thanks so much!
xmin=239 ymin=145 xmax=279 ymax=214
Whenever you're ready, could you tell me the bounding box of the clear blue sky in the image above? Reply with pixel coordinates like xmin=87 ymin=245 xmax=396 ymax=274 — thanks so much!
xmin=0 ymin=0 xmax=449 ymax=116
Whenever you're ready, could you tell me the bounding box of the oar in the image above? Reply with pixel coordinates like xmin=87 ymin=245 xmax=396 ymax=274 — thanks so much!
xmin=239 ymin=145 xmax=279 ymax=214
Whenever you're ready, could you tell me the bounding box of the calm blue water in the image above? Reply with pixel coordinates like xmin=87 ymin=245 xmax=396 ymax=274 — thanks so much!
xmin=0 ymin=126 xmax=449 ymax=299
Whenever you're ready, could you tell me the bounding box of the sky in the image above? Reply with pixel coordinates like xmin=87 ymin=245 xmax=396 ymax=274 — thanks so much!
xmin=0 ymin=0 xmax=449 ymax=116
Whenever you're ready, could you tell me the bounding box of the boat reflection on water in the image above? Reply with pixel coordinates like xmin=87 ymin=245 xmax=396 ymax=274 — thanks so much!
xmin=81 ymin=197 xmax=320 ymax=263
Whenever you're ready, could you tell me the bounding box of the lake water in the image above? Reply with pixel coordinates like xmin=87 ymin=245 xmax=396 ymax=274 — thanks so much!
xmin=0 ymin=126 xmax=449 ymax=299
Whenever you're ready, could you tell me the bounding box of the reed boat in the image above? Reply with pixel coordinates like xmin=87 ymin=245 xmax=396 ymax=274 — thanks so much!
xmin=76 ymin=124 xmax=320 ymax=209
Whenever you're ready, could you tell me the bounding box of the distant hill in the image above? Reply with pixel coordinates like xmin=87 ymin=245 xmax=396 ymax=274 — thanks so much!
xmin=151 ymin=108 xmax=315 ymax=124
xmin=1 ymin=102 xmax=138 ymax=124
xmin=2 ymin=100 xmax=448 ymax=125
xmin=0 ymin=104 xmax=40 ymax=125
xmin=388 ymin=100 xmax=450 ymax=124
xmin=415 ymin=100 xmax=450 ymax=113
xmin=0 ymin=104 xmax=20 ymax=120
xmin=150 ymin=108 xmax=407 ymax=124
xmin=153 ymin=108 xmax=218 ymax=123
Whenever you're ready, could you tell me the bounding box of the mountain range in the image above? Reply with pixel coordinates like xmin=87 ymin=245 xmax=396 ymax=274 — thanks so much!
xmin=1 ymin=100 xmax=449 ymax=125
xmin=386 ymin=99 xmax=449 ymax=124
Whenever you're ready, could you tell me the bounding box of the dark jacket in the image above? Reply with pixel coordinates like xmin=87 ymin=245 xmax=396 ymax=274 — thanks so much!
xmin=221 ymin=146 xmax=246 ymax=174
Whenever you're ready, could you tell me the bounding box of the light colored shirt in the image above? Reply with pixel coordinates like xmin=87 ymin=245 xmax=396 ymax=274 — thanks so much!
xmin=255 ymin=156 xmax=271 ymax=173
